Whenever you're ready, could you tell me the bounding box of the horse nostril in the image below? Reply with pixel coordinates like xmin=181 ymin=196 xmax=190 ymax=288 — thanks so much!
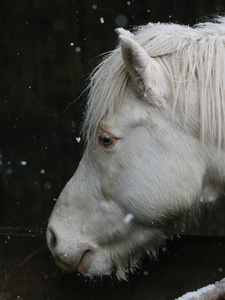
xmin=47 ymin=228 xmax=57 ymax=253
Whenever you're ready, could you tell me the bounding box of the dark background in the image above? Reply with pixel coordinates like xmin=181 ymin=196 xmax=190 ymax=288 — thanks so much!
xmin=0 ymin=0 xmax=225 ymax=234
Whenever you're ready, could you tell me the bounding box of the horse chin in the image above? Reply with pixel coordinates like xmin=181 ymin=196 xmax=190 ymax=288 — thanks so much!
xmin=84 ymin=253 xmax=115 ymax=277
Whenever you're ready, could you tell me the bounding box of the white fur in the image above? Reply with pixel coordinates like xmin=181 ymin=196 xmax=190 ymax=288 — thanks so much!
xmin=47 ymin=18 xmax=225 ymax=280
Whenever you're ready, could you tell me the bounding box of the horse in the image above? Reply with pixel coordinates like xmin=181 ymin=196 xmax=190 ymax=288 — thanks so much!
xmin=46 ymin=17 xmax=225 ymax=281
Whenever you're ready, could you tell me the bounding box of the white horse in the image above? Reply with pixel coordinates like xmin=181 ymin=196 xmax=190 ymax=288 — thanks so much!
xmin=47 ymin=18 xmax=225 ymax=281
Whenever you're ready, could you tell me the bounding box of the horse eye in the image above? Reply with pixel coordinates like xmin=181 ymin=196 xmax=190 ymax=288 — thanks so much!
xmin=100 ymin=135 xmax=114 ymax=146
xmin=103 ymin=136 xmax=113 ymax=144
xmin=98 ymin=134 xmax=115 ymax=148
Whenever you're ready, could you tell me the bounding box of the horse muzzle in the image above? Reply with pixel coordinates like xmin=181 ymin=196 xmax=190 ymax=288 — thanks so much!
xmin=46 ymin=227 xmax=94 ymax=274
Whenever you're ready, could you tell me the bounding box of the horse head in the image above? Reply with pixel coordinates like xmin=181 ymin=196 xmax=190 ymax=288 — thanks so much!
xmin=47 ymin=21 xmax=225 ymax=279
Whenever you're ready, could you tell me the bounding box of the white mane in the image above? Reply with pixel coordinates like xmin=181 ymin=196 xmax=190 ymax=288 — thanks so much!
xmin=84 ymin=17 xmax=225 ymax=149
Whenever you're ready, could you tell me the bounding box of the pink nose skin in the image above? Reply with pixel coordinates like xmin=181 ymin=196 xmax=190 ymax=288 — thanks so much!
xmin=46 ymin=227 xmax=94 ymax=274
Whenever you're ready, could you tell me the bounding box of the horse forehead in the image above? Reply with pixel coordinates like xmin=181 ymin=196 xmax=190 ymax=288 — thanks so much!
xmin=103 ymin=97 xmax=151 ymax=129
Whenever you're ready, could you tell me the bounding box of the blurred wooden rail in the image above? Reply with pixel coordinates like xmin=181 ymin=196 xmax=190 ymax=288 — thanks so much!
xmin=0 ymin=231 xmax=224 ymax=299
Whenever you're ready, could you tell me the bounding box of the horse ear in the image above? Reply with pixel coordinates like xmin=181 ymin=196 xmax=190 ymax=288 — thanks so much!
xmin=115 ymin=28 xmax=135 ymax=38
xmin=117 ymin=30 xmax=166 ymax=107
